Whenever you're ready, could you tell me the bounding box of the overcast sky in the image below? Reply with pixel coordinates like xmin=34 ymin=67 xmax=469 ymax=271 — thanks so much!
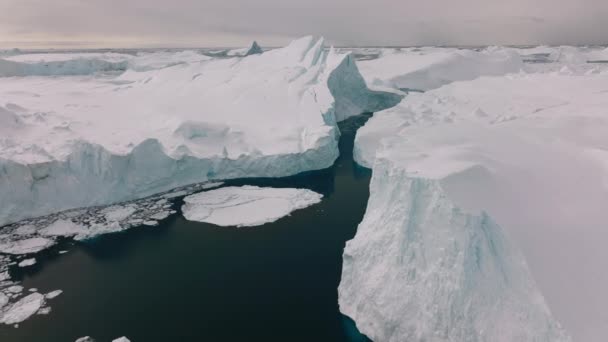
xmin=1 ymin=0 xmax=607 ymax=48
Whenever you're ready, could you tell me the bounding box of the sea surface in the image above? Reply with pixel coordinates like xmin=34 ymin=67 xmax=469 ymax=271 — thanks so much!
xmin=0 ymin=114 xmax=374 ymax=342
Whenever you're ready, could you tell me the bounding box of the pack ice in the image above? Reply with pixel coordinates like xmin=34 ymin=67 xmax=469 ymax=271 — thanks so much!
xmin=0 ymin=36 xmax=401 ymax=226
xmin=342 ymin=68 xmax=608 ymax=341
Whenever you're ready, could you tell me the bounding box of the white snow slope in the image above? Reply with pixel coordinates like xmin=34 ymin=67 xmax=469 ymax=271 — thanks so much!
xmin=0 ymin=36 xmax=401 ymax=226
xmin=182 ymin=186 xmax=322 ymax=227
xmin=343 ymin=70 xmax=608 ymax=341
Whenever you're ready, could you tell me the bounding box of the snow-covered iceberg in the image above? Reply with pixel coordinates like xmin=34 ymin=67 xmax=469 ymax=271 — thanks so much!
xmin=226 ymin=41 xmax=264 ymax=57
xmin=357 ymin=47 xmax=523 ymax=91
xmin=339 ymin=158 xmax=570 ymax=342
xmin=0 ymin=36 xmax=400 ymax=226
xmin=182 ymin=186 xmax=322 ymax=227
xmin=346 ymin=71 xmax=608 ymax=341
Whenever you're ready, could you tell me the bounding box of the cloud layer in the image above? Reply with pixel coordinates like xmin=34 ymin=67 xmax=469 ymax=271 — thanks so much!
xmin=1 ymin=0 xmax=607 ymax=48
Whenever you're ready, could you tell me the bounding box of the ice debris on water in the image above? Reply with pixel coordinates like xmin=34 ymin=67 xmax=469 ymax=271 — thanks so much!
xmin=0 ymin=181 xmax=223 ymax=325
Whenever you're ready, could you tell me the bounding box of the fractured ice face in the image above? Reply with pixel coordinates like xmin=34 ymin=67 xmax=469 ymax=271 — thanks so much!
xmin=182 ymin=186 xmax=323 ymax=227
xmin=349 ymin=70 xmax=608 ymax=341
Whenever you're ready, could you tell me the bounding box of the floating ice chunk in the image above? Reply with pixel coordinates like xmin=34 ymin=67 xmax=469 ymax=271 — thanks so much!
xmin=74 ymin=222 xmax=125 ymax=241
xmin=40 ymin=219 xmax=87 ymax=237
xmin=357 ymin=47 xmax=523 ymax=91
xmin=7 ymin=286 xmax=23 ymax=294
xmin=0 ymin=292 xmax=8 ymax=310
xmin=104 ymin=206 xmax=137 ymax=222
xmin=182 ymin=186 xmax=323 ymax=227
xmin=17 ymin=258 xmax=36 ymax=267
xmin=37 ymin=307 xmax=51 ymax=315
xmin=45 ymin=290 xmax=63 ymax=299
xmin=75 ymin=337 xmax=95 ymax=342
xmin=149 ymin=211 xmax=171 ymax=221
xmin=0 ymin=292 xmax=45 ymax=325
xmin=0 ymin=237 xmax=55 ymax=255
xmin=112 ymin=337 xmax=130 ymax=342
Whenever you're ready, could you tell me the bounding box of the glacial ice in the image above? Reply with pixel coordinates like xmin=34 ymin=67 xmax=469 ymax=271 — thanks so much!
xmin=0 ymin=36 xmax=399 ymax=226
xmin=182 ymin=186 xmax=323 ymax=227
xmin=357 ymin=47 xmax=523 ymax=91
xmin=347 ymin=70 xmax=608 ymax=341
xmin=339 ymin=159 xmax=570 ymax=342
xmin=226 ymin=41 xmax=264 ymax=57
xmin=75 ymin=337 xmax=95 ymax=342
xmin=112 ymin=337 xmax=130 ymax=342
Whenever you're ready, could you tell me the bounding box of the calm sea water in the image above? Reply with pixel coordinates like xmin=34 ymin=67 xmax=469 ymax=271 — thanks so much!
xmin=1 ymin=114 xmax=373 ymax=342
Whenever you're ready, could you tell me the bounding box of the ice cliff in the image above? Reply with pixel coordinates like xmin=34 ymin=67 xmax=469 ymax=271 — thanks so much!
xmin=0 ymin=36 xmax=401 ymax=226
xmin=344 ymin=70 xmax=608 ymax=341
xmin=339 ymin=158 xmax=570 ymax=342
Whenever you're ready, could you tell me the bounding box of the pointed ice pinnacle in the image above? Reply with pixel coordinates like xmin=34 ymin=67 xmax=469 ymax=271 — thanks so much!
xmin=245 ymin=41 xmax=263 ymax=56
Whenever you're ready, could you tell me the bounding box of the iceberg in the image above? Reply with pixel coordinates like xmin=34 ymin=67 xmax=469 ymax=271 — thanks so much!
xmin=182 ymin=186 xmax=322 ymax=227
xmin=347 ymin=71 xmax=608 ymax=341
xmin=339 ymin=158 xmax=570 ymax=342
xmin=0 ymin=36 xmax=400 ymax=226
xmin=357 ymin=47 xmax=523 ymax=92
xmin=226 ymin=41 xmax=264 ymax=57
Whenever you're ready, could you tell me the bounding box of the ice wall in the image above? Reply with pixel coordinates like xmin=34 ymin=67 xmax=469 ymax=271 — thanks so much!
xmin=339 ymin=158 xmax=570 ymax=342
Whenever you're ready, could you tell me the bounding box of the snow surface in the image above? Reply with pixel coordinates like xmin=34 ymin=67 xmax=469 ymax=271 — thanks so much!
xmin=182 ymin=186 xmax=322 ymax=227
xmin=339 ymin=159 xmax=569 ymax=342
xmin=0 ymin=36 xmax=400 ymax=226
xmin=347 ymin=70 xmax=608 ymax=341
xmin=357 ymin=47 xmax=523 ymax=91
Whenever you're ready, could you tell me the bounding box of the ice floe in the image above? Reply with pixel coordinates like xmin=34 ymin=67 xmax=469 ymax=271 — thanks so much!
xmin=182 ymin=186 xmax=323 ymax=227
xmin=17 ymin=258 xmax=36 ymax=267
xmin=0 ymin=292 xmax=45 ymax=325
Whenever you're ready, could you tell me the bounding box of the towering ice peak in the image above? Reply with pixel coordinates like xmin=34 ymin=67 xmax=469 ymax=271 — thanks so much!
xmin=245 ymin=41 xmax=263 ymax=56
xmin=339 ymin=158 xmax=570 ymax=342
